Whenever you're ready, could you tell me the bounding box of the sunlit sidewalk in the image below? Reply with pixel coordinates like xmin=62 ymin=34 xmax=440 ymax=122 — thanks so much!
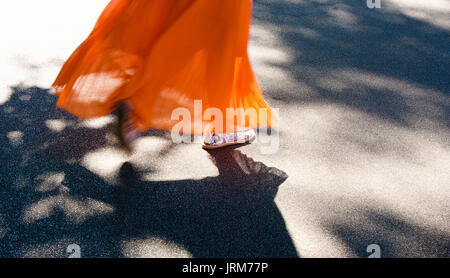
xmin=0 ymin=0 xmax=449 ymax=258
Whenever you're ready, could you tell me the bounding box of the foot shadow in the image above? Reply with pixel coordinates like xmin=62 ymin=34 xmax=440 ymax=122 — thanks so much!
xmin=116 ymin=148 xmax=298 ymax=258
xmin=0 ymin=86 xmax=297 ymax=258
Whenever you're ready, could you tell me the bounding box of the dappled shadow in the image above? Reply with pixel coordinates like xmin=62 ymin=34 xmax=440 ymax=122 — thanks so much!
xmin=0 ymin=87 xmax=296 ymax=258
xmin=249 ymin=0 xmax=449 ymax=257
xmin=252 ymin=0 xmax=449 ymax=128
xmin=0 ymin=87 xmax=119 ymax=257
xmin=1 ymin=0 xmax=449 ymax=258
xmin=330 ymin=208 xmax=450 ymax=258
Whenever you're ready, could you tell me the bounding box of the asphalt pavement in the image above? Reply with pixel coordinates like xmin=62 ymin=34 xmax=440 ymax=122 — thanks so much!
xmin=0 ymin=0 xmax=449 ymax=257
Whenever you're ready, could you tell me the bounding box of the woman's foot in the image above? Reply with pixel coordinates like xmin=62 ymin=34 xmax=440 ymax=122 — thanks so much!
xmin=202 ymin=129 xmax=256 ymax=150
xmin=115 ymin=104 xmax=140 ymax=152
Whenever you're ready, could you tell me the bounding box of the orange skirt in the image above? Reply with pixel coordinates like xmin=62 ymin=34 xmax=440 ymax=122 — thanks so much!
xmin=53 ymin=0 xmax=276 ymax=134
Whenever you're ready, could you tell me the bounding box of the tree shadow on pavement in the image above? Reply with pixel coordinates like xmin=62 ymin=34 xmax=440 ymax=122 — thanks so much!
xmin=330 ymin=209 xmax=450 ymax=258
xmin=252 ymin=0 xmax=449 ymax=128
xmin=248 ymin=0 xmax=449 ymax=257
xmin=2 ymin=0 xmax=449 ymax=258
xmin=0 ymin=87 xmax=297 ymax=258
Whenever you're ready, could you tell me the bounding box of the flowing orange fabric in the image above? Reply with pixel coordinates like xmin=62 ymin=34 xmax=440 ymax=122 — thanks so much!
xmin=53 ymin=0 xmax=276 ymax=134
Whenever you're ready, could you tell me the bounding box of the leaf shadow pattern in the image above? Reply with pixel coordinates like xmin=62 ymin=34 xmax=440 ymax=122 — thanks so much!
xmin=252 ymin=0 xmax=450 ymax=128
xmin=0 ymin=87 xmax=297 ymax=258
xmin=330 ymin=209 xmax=450 ymax=258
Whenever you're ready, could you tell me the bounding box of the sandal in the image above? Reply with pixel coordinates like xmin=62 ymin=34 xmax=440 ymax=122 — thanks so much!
xmin=202 ymin=129 xmax=256 ymax=150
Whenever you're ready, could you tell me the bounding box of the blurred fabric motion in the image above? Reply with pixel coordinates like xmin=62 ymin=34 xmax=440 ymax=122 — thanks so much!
xmin=53 ymin=0 xmax=276 ymax=133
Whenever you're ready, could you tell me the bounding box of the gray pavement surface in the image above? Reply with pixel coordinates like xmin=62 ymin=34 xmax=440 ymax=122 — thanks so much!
xmin=0 ymin=0 xmax=449 ymax=258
